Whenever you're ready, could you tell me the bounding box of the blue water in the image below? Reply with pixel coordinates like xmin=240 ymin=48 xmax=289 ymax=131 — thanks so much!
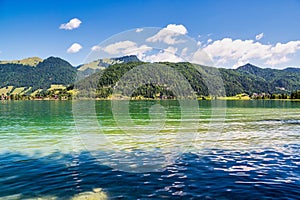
xmin=0 ymin=148 xmax=299 ymax=199
xmin=0 ymin=100 xmax=299 ymax=199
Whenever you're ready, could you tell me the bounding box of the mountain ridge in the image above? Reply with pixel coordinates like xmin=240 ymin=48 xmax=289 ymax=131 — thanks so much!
xmin=1 ymin=56 xmax=300 ymax=97
xmin=77 ymin=55 xmax=140 ymax=71
xmin=0 ymin=57 xmax=43 ymax=67
xmin=0 ymin=56 xmax=76 ymax=90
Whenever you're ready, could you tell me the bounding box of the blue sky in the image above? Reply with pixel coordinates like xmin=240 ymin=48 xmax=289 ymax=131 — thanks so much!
xmin=0 ymin=0 xmax=300 ymax=68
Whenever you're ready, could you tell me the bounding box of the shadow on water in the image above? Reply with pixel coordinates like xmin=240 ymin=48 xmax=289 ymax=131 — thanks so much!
xmin=0 ymin=146 xmax=299 ymax=199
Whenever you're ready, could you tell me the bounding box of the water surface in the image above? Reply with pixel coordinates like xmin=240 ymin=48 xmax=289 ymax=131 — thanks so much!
xmin=0 ymin=100 xmax=299 ymax=199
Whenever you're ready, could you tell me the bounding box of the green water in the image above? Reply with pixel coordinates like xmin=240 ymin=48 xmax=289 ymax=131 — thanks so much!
xmin=0 ymin=100 xmax=299 ymax=199
xmin=1 ymin=100 xmax=299 ymax=155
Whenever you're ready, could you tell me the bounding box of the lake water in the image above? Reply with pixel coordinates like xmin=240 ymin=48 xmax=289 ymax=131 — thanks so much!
xmin=0 ymin=100 xmax=299 ymax=199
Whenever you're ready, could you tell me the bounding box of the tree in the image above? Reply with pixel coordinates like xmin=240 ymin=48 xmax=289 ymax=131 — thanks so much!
xmin=291 ymin=90 xmax=300 ymax=99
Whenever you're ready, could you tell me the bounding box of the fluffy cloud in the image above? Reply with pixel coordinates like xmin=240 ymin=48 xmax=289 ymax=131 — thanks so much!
xmin=102 ymin=41 xmax=137 ymax=54
xmin=96 ymin=40 xmax=152 ymax=59
xmin=143 ymin=46 xmax=183 ymax=63
xmin=60 ymin=18 xmax=82 ymax=30
xmin=146 ymin=24 xmax=188 ymax=44
xmin=181 ymin=47 xmax=188 ymax=57
xmin=271 ymin=41 xmax=300 ymax=54
xmin=136 ymin=28 xmax=143 ymax=33
xmin=266 ymin=41 xmax=300 ymax=65
xmin=86 ymin=25 xmax=300 ymax=68
xmin=91 ymin=45 xmax=101 ymax=51
xmin=98 ymin=39 xmax=187 ymax=63
xmin=265 ymin=56 xmax=289 ymax=66
xmin=203 ymin=38 xmax=300 ymax=67
xmin=164 ymin=24 xmax=188 ymax=35
xmin=67 ymin=43 xmax=82 ymax=53
xmin=191 ymin=49 xmax=214 ymax=66
xmin=255 ymin=33 xmax=264 ymax=40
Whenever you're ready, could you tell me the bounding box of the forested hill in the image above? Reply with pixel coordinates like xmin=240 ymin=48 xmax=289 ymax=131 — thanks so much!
xmin=0 ymin=57 xmax=42 ymax=67
xmin=233 ymin=63 xmax=300 ymax=94
xmin=0 ymin=57 xmax=76 ymax=89
xmin=76 ymin=55 xmax=141 ymax=79
xmin=77 ymin=62 xmax=300 ymax=98
xmin=1 ymin=55 xmax=300 ymax=97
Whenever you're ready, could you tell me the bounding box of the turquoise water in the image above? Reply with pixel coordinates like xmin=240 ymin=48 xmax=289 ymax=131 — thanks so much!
xmin=0 ymin=100 xmax=299 ymax=199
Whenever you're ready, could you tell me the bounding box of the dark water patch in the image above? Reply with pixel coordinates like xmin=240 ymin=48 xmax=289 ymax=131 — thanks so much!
xmin=255 ymin=119 xmax=300 ymax=125
xmin=283 ymin=119 xmax=300 ymax=125
xmin=0 ymin=145 xmax=299 ymax=199
xmin=225 ymin=100 xmax=300 ymax=109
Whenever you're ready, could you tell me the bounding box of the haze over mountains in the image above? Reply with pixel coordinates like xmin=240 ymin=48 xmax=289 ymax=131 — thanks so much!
xmin=76 ymin=55 xmax=140 ymax=78
xmin=0 ymin=55 xmax=300 ymax=97
xmin=0 ymin=57 xmax=43 ymax=67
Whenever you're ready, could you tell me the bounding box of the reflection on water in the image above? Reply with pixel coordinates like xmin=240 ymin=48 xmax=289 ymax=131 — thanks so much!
xmin=0 ymin=100 xmax=299 ymax=199
xmin=0 ymin=148 xmax=299 ymax=199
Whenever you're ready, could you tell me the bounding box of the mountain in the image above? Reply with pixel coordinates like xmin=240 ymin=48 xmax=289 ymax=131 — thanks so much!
xmin=0 ymin=56 xmax=76 ymax=90
xmin=237 ymin=63 xmax=280 ymax=81
xmin=77 ymin=55 xmax=140 ymax=78
xmin=1 ymin=55 xmax=300 ymax=98
xmin=77 ymin=55 xmax=140 ymax=71
xmin=236 ymin=63 xmax=300 ymax=93
xmin=0 ymin=57 xmax=43 ymax=67
xmin=34 ymin=57 xmax=77 ymax=88
xmin=284 ymin=67 xmax=300 ymax=73
xmin=76 ymin=62 xmax=300 ymax=98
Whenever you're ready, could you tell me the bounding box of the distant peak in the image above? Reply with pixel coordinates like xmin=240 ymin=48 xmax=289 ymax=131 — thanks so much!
xmin=236 ymin=63 xmax=261 ymax=71
xmin=45 ymin=56 xmax=64 ymax=61
xmin=284 ymin=67 xmax=300 ymax=72
xmin=238 ymin=63 xmax=259 ymax=68
xmin=111 ymin=55 xmax=140 ymax=62
xmin=78 ymin=55 xmax=141 ymax=72
xmin=0 ymin=57 xmax=43 ymax=67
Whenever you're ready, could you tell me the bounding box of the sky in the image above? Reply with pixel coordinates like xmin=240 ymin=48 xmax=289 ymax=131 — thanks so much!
xmin=0 ymin=0 xmax=300 ymax=68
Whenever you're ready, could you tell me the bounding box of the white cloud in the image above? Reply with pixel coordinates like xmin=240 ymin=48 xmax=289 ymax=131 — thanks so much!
xmin=255 ymin=33 xmax=264 ymax=40
xmin=207 ymin=38 xmax=213 ymax=44
xmin=191 ymin=49 xmax=214 ymax=66
xmin=102 ymin=41 xmax=137 ymax=54
xmin=181 ymin=47 xmax=188 ymax=57
xmin=143 ymin=46 xmax=183 ymax=63
xmin=202 ymin=38 xmax=300 ymax=67
xmin=146 ymin=24 xmax=188 ymax=44
xmin=165 ymin=46 xmax=178 ymax=54
xmin=127 ymin=45 xmax=153 ymax=59
xmin=99 ymin=40 xmax=152 ymax=60
xmin=265 ymin=56 xmax=289 ymax=66
xmin=60 ymin=18 xmax=82 ymax=30
xmin=265 ymin=41 xmax=300 ymax=65
xmin=271 ymin=41 xmax=300 ymax=54
xmin=91 ymin=45 xmax=101 ymax=51
xmin=67 ymin=43 xmax=82 ymax=53
xmin=136 ymin=28 xmax=143 ymax=33
xmin=164 ymin=24 xmax=188 ymax=35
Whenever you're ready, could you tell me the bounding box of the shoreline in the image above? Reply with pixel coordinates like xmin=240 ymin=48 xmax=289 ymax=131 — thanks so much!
xmin=2 ymin=98 xmax=300 ymax=101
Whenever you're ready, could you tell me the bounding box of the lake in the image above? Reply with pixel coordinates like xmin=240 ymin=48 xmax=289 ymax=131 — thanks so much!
xmin=0 ymin=100 xmax=299 ymax=199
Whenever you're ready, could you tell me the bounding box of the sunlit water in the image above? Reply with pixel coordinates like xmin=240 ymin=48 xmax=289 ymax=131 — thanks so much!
xmin=0 ymin=100 xmax=299 ymax=199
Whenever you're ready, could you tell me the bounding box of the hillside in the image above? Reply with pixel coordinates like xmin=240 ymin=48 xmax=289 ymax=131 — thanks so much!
xmin=0 ymin=57 xmax=43 ymax=67
xmin=235 ymin=63 xmax=300 ymax=93
xmin=76 ymin=62 xmax=300 ymax=98
xmin=0 ymin=57 xmax=76 ymax=90
xmin=77 ymin=55 xmax=140 ymax=78
xmin=1 ymin=55 xmax=300 ymax=99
